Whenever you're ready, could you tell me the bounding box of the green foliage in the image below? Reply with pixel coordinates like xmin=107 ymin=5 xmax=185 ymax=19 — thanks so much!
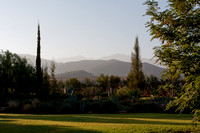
xmin=96 ymin=74 xmax=121 ymax=97
xmin=81 ymin=87 xmax=101 ymax=100
xmin=109 ymin=75 xmax=121 ymax=89
xmin=128 ymin=36 xmax=145 ymax=90
xmin=166 ymin=76 xmax=200 ymax=112
xmin=66 ymin=78 xmax=81 ymax=89
xmin=82 ymin=78 xmax=96 ymax=87
xmin=145 ymin=75 xmax=161 ymax=96
xmin=160 ymin=66 xmax=184 ymax=97
xmin=50 ymin=60 xmax=60 ymax=95
xmin=116 ymin=86 xmax=131 ymax=100
xmin=0 ymin=50 xmax=36 ymax=98
xmin=96 ymin=74 xmax=109 ymax=92
xmin=65 ymin=78 xmax=81 ymax=96
xmin=144 ymin=0 xmax=200 ymax=119
xmin=41 ymin=67 xmax=50 ymax=100
xmin=130 ymin=89 xmax=141 ymax=101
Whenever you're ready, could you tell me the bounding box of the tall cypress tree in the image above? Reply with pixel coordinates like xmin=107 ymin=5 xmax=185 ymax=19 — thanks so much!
xmin=128 ymin=36 xmax=145 ymax=90
xmin=36 ymin=24 xmax=42 ymax=96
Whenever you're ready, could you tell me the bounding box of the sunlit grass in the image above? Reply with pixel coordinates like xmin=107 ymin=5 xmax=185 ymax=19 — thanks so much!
xmin=0 ymin=113 xmax=199 ymax=133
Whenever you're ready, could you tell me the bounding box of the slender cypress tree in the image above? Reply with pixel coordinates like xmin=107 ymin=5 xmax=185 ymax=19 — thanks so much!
xmin=50 ymin=60 xmax=57 ymax=95
xmin=128 ymin=36 xmax=145 ymax=90
xmin=36 ymin=24 xmax=42 ymax=96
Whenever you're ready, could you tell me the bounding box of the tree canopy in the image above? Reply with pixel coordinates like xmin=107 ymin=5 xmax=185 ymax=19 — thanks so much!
xmin=0 ymin=50 xmax=36 ymax=98
xmin=144 ymin=0 xmax=200 ymax=119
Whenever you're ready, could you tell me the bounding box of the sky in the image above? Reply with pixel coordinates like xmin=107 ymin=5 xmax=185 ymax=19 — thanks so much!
xmin=0 ymin=0 xmax=165 ymax=60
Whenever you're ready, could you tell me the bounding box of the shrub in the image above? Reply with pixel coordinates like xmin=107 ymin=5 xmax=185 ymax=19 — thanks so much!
xmin=130 ymin=89 xmax=141 ymax=101
xmin=116 ymin=86 xmax=131 ymax=100
xmin=22 ymin=103 xmax=32 ymax=113
xmin=31 ymin=98 xmax=40 ymax=108
xmin=5 ymin=100 xmax=20 ymax=113
xmin=60 ymin=103 xmax=74 ymax=113
xmin=130 ymin=103 xmax=161 ymax=113
xmin=100 ymin=100 xmax=118 ymax=113
xmin=39 ymin=102 xmax=57 ymax=114
xmin=85 ymin=100 xmax=118 ymax=113
xmin=7 ymin=100 xmax=19 ymax=108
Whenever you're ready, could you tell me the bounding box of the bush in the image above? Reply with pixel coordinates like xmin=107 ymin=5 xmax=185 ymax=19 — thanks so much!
xmin=22 ymin=103 xmax=32 ymax=113
xmin=58 ymin=98 xmax=80 ymax=114
xmin=130 ymin=89 xmax=141 ymax=101
xmin=7 ymin=100 xmax=19 ymax=108
xmin=39 ymin=102 xmax=57 ymax=114
xmin=87 ymin=100 xmax=101 ymax=113
xmin=116 ymin=86 xmax=131 ymax=100
xmin=130 ymin=103 xmax=162 ymax=113
xmin=31 ymin=98 xmax=40 ymax=108
xmin=21 ymin=99 xmax=41 ymax=113
xmin=100 ymin=100 xmax=118 ymax=113
xmin=85 ymin=100 xmax=118 ymax=113
xmin=59 ymin=102 xmax=74 ymax=113
xmin=5 ymin=100 xmax=20 ymax=113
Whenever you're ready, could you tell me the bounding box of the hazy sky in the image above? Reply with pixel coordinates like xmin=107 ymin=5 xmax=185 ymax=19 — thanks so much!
xmin=0 ymin=0 xmax=165 ymax=59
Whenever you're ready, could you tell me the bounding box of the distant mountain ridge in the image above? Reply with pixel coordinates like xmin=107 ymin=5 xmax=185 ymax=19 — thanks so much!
xmin=56 ymin=70 xmax=95 ymax=79
xmin=100 ymin=53 xmax=131 ymax=62
xmin=55 ymin=59 xmax=164 ymax=77
xmin=20 ymin=53 xmax=162 ymax=67
xmin=19 ymin=53 xmax=165 ymax=78
xmin=19 ymin=54 xmax=62 ymax=68
xmin=100 ymin=53 xmax=163 ymax=68
xmin=55 ymin=55 xmax=90 ymax=63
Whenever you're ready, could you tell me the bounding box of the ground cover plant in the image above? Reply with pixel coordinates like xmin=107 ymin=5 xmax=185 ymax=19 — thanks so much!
xmin=0 ymin=113 xmax=199 ymax=133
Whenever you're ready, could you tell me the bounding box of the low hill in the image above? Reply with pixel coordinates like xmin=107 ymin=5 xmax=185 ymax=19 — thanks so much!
xmin=56 ymin=60 xmax=164 ymax=77
xmin=56 ymin=70 xmax=95 ymax=78
xmin=88 ymin=59 xmax=130 ymax=76
xmin=55 ymin=60 xmax=106 ymax=74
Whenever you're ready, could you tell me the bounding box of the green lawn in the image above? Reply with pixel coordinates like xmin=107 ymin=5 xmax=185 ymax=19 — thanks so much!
xmin=0 ymin=113 xmax=199 ymax=133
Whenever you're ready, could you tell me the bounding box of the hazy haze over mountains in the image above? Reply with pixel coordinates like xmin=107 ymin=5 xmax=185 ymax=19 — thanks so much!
xmin=55 ymin=59 xmax=164 ymax=78
xmin=20 ymin=53 xmax=161 ymax=67
xmin=54 ymin=53 xmax=163 ymax=68
xmin=19 ymin=53 xmax=165 ymax=78
xmin=56 ymin=70 xmax=95 ymax=80
xmin=54 ymin=53 xmax=157 ymax=63
xmin=55 ymin=55 xmax=91 ymax=63
xmin=100 ymin=53 xmax=131 ymax=62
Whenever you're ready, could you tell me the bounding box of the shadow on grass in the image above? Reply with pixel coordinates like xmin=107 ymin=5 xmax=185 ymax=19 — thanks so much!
xmin=0 ymin=120 xmax=101 ymax=133
xmin=0 ymin=113 xmax=195 ymax=126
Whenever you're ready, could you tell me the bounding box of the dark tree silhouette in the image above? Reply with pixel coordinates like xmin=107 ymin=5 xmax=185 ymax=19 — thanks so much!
xmin=36 ymin=24 xmax=42 ymax=97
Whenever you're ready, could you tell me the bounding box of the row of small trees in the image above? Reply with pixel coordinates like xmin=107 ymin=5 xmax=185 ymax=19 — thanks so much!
xmin=0 ymin=49 xmax=180 ymax=101
xmin=0 ymin=27 xmax=186 ymax=113
xmin=0 ymin=28 xmax=183 ymax=105
xmin=0 ymin=37 xmax=183 ymax=114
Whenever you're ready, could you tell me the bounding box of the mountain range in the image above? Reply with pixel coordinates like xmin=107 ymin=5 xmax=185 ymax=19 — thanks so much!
xmin=19 ymin=54 xmax=165 ymax=79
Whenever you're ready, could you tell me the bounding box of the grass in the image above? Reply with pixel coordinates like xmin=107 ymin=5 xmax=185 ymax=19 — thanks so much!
xmin=0 ymin=113 xmax=199 ymax=133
